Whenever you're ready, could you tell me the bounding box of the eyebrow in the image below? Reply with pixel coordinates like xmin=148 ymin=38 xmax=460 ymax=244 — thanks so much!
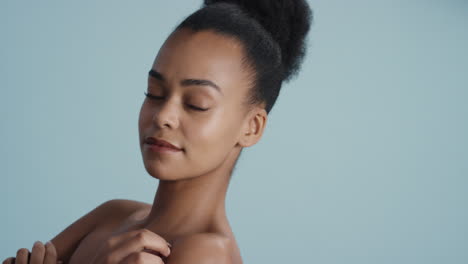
xmin=148 ymin=69 xmax=222 ymax=95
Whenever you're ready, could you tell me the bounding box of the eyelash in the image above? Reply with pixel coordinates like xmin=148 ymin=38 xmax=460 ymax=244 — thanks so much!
xmin=144 ymin=91 xmax=209 ymax=112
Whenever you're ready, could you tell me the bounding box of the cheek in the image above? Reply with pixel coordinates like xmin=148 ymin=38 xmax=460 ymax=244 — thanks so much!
xmin=186 ymin=112 xmax=240 ymax=156
xmin=138 ymin=104 xmax=152 ymax=130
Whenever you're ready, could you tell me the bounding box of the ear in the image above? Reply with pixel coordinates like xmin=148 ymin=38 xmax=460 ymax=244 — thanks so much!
xmin=237 ymin=107 xmax=268 ymax=148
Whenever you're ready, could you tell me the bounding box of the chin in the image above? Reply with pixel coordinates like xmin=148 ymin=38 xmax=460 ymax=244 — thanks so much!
xmin=149 ymin=173 xmax=173 ymax=181
xmin=145 ymin=161 xmax=190 ymax=181
xmin=144 ymin=163 xmax=170 ymax=179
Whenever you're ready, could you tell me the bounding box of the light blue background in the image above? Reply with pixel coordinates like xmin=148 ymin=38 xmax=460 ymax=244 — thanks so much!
xmin=2 ymin=0 xmax=467 ymax=263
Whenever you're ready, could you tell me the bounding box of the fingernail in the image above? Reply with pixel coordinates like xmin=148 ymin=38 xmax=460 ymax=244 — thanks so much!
xmin=167 ymin=242 xmax=172 ymax=247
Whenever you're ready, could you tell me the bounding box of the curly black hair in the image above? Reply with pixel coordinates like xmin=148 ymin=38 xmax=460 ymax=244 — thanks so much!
xmin=175 ymin=0 xmax=313 ymax=114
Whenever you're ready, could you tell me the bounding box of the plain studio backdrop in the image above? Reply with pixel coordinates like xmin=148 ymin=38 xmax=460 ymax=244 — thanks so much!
xmin=1 ymin=0 xmax=467 ymax=263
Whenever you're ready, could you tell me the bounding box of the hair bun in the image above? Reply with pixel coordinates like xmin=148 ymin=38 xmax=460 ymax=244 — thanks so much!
xmin=203 ymin=0 xmax=312 ymax=81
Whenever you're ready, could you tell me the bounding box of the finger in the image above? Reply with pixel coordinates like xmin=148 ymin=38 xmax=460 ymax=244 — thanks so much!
xmin=108 ymin=229 xmax=171 ymax=262
xmin=107 ymin=228 xmax=171 ymax=251
xmin=91 ymin=229 xmax=158 ymax=264
xmin=106 ymin=228 xmax=170 ymax=249
xmin=15 ymin=248 xmax=29 ymax=264
xmin=2 ymin=257 xmax=15 ymax=264
xmin=102 ymin=228 xmax=147 ymax=251
xmin=30 ymin=241 xmax=46 ymax=264
xmin=123 ymin=229 xmax=171 ymax=257
xmin=43 ymin=241 xmax=58 ymax=264
xmin=118 ymin=251 xmax=164 ymax=264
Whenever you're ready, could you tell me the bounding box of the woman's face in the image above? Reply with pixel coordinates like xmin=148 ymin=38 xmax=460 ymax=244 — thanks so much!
xmin=138 ymin=28 xmax=266 ymax=180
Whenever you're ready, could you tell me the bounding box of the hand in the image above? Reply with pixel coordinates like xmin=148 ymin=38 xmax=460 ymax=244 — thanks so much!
xmin=90 ymin=228 xmax=172 ymax=264
xmin=2 ymin=240 xmax=63 ymax=264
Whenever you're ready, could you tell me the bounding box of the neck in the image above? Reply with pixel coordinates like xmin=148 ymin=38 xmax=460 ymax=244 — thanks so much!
xmin=141 ymin=147 xmax=241 ymax=242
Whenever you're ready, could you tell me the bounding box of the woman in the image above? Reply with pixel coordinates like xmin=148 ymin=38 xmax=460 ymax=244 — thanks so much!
xmin=3 ymin=0 xmax=312 ymax=263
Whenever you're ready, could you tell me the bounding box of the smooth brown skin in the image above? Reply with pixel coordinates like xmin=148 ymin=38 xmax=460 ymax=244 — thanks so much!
xmin=3 ymin=28 xmax=267 ymax=264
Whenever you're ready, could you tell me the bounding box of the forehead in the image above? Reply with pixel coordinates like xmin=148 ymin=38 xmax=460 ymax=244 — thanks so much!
xmin=152 ymin=29 xmax=251 ymax=94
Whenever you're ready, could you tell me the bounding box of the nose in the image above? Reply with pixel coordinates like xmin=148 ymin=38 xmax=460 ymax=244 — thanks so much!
xmin=152 ymin=98 xmax=180 ymax=130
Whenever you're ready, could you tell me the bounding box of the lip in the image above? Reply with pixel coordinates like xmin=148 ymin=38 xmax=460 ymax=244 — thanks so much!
xmin=144 ymin=143 xmax=182 ymax=153
xmin=144 ymin=137 xmax=183 ymax=151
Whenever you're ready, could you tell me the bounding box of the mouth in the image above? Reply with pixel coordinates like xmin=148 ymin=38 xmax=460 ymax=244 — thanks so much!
xmin=144 ymin=137 xmax=183 ymax=151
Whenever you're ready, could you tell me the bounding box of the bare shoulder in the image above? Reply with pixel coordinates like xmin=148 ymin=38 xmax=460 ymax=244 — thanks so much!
xmin=50 ymin=199 xmax=148 ymax=262
xmin=167 ymin=232 xmax=234 ymax=264
xmin=83 ymin=198 xmax=150 ymax=227
xmin=100 ymin=198 xmax=150 ymax=216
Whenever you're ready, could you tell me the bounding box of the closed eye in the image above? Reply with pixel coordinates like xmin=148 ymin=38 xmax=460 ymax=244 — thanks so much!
xmin=144 ymin=91 xmax=164 ymax=100
xmin=188 ymin=105 xmax=209 ymax=111
xmin=144 ymin=91 xmax=209 ymax=112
